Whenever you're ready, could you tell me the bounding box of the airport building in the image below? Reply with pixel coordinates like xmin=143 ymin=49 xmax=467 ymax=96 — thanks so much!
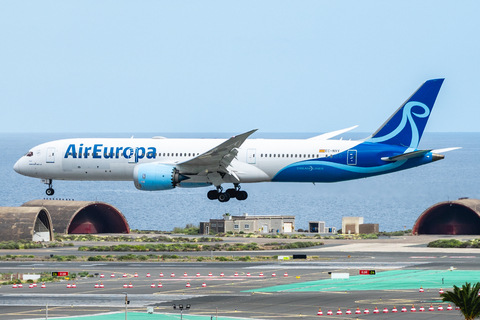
xmin=0 ymin=207 xmax=53 ymax=242
xmin=413 ymin=197 xmax=480 ymax=235
xmin=200 ymin=213 xmax=295 ymax=234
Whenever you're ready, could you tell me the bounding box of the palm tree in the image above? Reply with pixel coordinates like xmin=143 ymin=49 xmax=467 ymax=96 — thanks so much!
xmin=441 ymin=282 xmax=480 ymax=320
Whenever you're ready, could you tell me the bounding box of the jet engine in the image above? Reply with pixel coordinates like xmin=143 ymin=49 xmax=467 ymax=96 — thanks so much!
xmin=133 ymin=163 xmax=188 ymax=191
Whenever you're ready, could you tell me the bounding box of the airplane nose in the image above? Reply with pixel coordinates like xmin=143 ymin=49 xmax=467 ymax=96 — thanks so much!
xmin=13 ymin=159 xmax=21 ymax=174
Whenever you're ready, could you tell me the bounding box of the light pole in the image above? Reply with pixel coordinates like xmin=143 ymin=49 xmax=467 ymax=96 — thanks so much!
xmin=173 ymin=303 xmax=191 ymax=320
xmin=123 ymin=292 xmax=129 ymax=320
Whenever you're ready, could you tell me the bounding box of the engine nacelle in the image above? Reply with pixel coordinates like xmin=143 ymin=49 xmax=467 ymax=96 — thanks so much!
xmin=133 ymin=163 xmax=187 ymax=191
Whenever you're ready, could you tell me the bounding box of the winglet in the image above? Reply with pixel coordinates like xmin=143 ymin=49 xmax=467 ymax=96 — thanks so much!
xmin=308 ymin=125 xmax=358 ymax=140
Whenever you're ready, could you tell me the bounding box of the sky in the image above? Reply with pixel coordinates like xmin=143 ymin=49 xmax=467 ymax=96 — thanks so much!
xmin=1 ymin=1 xmax=479 ymax=134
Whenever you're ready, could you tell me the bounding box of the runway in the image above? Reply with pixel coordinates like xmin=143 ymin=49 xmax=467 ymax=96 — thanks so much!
xmin=0 ymin=241 xmax=477 ymax=319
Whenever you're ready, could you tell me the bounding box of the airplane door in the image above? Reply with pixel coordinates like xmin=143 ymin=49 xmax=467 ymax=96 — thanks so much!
xmin=347 ymin=150 xmax=357 ymax=165
xmin=46 ymin=147 xmax=55 ymax=163
xmin=247 ymin=149 xmax=256 ymax=164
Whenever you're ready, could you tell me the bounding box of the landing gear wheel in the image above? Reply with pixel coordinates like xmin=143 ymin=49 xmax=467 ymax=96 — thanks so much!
xmin=46 ymin=188 xmax=54 ymax=196
xmin=218 ymin=192 xmax=230 ymax=202
xmin=207 ymin=190 xmax=219 ymax=200
xmin=225 ymin=188 xmax=237 ymax=198
xmin=236 ymin=190 xmax=248 ymax=201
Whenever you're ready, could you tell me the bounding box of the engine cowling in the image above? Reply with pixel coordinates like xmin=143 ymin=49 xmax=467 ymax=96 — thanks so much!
xmin=133 ymin=163 xmax=187 ymax=191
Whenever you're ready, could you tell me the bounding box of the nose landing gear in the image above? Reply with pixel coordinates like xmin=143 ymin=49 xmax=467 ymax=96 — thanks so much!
xmin=207 ymin=184 xmax=247 ymax=202
xmin=44 ymin=179 xmax=55 ymax=196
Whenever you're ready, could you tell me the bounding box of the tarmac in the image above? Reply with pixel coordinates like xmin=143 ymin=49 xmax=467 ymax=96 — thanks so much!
xmin=0 ymin=235 xmax=478 ymax=319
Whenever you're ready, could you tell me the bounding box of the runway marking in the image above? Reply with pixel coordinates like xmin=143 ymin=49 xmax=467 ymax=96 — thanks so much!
xmin=448 ymin=256 xmax=476 ymax=258
xmin=409 ymin=256 xmax=436 ymax=258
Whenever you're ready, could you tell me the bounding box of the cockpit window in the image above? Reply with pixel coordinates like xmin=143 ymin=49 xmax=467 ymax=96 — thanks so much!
xmin=25 ymin=151 xmax=33 ymax=157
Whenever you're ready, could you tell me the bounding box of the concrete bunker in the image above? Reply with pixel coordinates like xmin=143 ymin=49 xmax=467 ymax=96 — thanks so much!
xmin=413 ymin=198 xmax=480 ymax=235
xmin=22 ymin=200 xmax=130 ymax=234
xmin=0 ymin=207 xmax=53 ymax=241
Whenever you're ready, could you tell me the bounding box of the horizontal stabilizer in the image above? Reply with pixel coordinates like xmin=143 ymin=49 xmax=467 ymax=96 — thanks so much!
xmin=308 ymin=125 xmax=358 ymax=140
xmin=381 ymin=149 xmax=432 ymax=162
xmin=431 ymin=147 xmax=462 ymax=153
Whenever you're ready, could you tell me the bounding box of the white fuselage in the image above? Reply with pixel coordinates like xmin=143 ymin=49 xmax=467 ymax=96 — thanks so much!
xmin=15 ymin=137 xmax=360 ymax=184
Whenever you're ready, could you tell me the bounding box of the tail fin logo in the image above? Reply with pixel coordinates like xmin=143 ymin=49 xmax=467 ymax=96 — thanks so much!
xmin=369 ymin=101 xmax=429 ymax=152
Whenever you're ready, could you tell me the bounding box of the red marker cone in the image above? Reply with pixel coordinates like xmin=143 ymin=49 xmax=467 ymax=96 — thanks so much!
xmin=234 ymin=271 xmax=239 ymax=277
xmin=150 ymin=283 xmax=155 ymax=288
xmin=158 ymin=282 xmax=163 ymax=288
xmin=336 ymin=308 xmax=342 ymax=315
xmin=128 ymin=282 xmax=133 ymax=288
xmin=202 ymin=282 xmax=207 ymax=287
xmin=100 ymin=274 xmax=104 ymax=278
xmin=171 ymin=273 xmax=175 ymax=277
xmin=246 ymin=272 xmax=251 ymax=277
xmin=123 ymin=273 xmax=127 ymax=277
xmin=196 ymin=273 xmax=200 ymax=277
xmin=428 ymin=305 xmax=434 ymax=311
xmin=28 ymin=283 xmax=34 ymax=289
xmin=183 ymin=272 xmax=188 ymax=277
xmin=41 ymin=283 xmax=46 ymax=289
xmin=373 ymin=307 xmax=379 ymax=314
xmin=284 ymin=272 xmax=288 ymax=277
xmin=186 ymin=282 xmax=191 ymax=288
xmin=419 ymin=306 xmax=425 ymax=312
xmin=401 ymin=307 xmax=407 ymax=312
xmin=316 ymin=308 xmax=323 ymax=315
xmin=66 ymin=283 xmax=71 ymax=288
xmin=392 ymin=306 xmax=398 ymax=313
xmin=355 ymin=307 xmax=361 ymax=314
xmin=272 ymin=272 xmax=276 ymax=277
xmin=94 ymin=283 xmax=99 ymax=288
xmin=72 ymin=283 xmax=77 ymax=288
xmin=259 ymin=272 xmax=264 ymax=277
xmin=363 ymin=308 xmax=369 ymax=314
xmin=123 ymin=283 xmax=128 ymax=288
xmin=18 ymin=284 xmax=23 ymax=288
xmin=455 ymin=306 xmax=460 ymax=310
xmin=383 ymin=307 xmax=388 ymax=313
xmin=146 ymin=273 xmax=151 ymax=278
xmin=99 ymin=283 xmax=104 ymax=289
xmin=447 ymin=304 xmax=452 ymax=311
xmin=438 ymin=305 xmax=444 ymax=311
xmin=33 ymin=283 xmax=37 ymax=287
xmin=326 ymin=310 xmax=333 ymax=315
xmin=111 ymin=273 xmax=115 ymax=278
xmin=439 ymin=288 xmax=444 ymax=294
xmin=410 ymin=305 xmax=416 ymax=312
xmin=208 ymin=271 xmax=213 ymax=277
xmin=345 ymin=309 xmax=352 ymax=315
xmin=419 ymin=286 xmax=424 ymax=292
xmin=220 ymin=272 xmax=224 ymax=277
xmin=159 ymin=272 xmax=164 ymax=277
xmin=12 ymin=284 xmax=17 ymax=289
xmin=134 ymin=272 xmax=138 ymax=278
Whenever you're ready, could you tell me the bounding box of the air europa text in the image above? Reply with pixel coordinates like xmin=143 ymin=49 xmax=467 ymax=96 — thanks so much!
xmin=64 ymin=144 xmax=157 ymax=159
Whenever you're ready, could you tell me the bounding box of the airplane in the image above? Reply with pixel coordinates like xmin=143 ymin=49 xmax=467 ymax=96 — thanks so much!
xmin=14 ymin=78 xmax=459 ymax=202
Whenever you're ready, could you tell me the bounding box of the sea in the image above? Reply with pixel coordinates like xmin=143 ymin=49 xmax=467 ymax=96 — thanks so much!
xmin=1 ymin=132 xmax=478 ymax=232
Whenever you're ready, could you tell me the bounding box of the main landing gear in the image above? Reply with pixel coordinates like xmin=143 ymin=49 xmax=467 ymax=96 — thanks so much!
xmin=207 ymin=184 xmax=248 ymax=202
xmin=44 ymin=179 xmax=55 ymax=196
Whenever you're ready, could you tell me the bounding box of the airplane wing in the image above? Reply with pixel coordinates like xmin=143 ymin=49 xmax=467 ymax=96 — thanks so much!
xmin=307 ymin=125 xmax=358 ymax=140
xmin=176 ymin=129 xmax=258 ymax=176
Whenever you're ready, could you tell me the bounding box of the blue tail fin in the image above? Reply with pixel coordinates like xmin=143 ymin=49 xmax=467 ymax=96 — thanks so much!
xmin=368 ymin=78 xmax=444 ymax=151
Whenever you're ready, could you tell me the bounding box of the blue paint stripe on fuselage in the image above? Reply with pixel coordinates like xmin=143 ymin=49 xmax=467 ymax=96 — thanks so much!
xmin=272 ymin=142 xmax=433 ymax=183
